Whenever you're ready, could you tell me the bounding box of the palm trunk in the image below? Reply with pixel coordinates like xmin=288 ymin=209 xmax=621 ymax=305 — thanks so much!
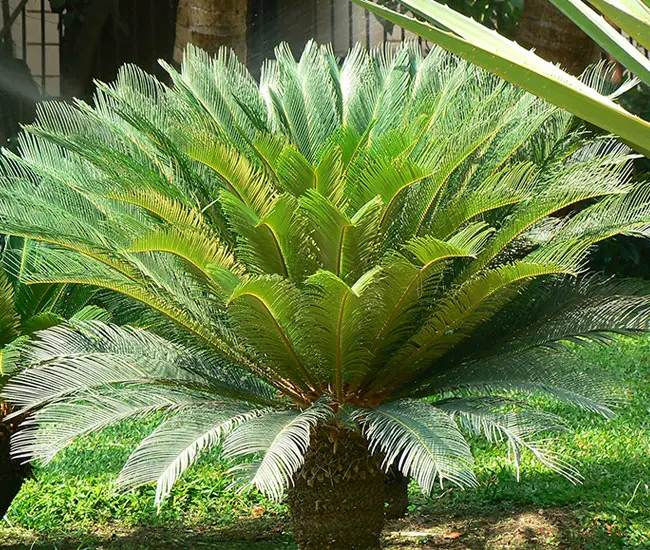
xmin=516 ymin=0 xmax=601 ymax=75
xmin=0 ymin=403 xmax=29 ymax=518
xmin=384 ymin=466 xmax=409 ymax=519
xmin=287 ymin=425 xmax=387 ymax=550
xmin=174 ymin=0 xmax=248 ymax=66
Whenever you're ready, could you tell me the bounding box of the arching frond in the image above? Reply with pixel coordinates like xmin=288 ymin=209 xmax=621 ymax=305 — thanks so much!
xmin=375 ymin=261 xmax=580 ymax=392
xmin=428 ymin=163 xmax=538 ymax=240
xmin=354 ymin=399 xmax=477 ymax=493
xmin=11 ymin=387 xmax=200 ymax=463
xmin=3 ymin=321 xmax=275 ymax=415
xmin=300 ymin=269 xmax=381 ymax=395
xmin=186 ymin=140 xmax=276 ymax=217
xmin=434 ymin=397 xmax=580 ymax=482
xmin=222 ymin=399 xmax=333 ymax=500
xmin=227 ymin=276 xmax=315 ymax=392
xmin=117 ymin=403 xmax=259 ymax=506
xmin=416 ymin=347 xmax=619 ymax=417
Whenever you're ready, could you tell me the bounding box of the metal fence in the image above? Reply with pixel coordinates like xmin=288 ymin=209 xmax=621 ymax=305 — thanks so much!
xmin=247 ymin=0 xmax=423 ymax=74
xmin=1 ymin=0 xmax=61 ymax=96
xmin=1 ymin=0 xmax=177 ymax=100
xmin=0 ymin=0 xmax=424 ymax=99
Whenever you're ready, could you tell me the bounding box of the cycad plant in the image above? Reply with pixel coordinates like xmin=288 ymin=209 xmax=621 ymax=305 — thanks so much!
xmin=0 ymin=240 xmax=108 ymax=517
xmin=2 ymin=42 xmax=650 ymax=549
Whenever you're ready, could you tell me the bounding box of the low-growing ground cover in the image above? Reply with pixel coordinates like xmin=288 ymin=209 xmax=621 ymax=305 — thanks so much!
xmin=1 ymin=336 xmax=649 ymax=549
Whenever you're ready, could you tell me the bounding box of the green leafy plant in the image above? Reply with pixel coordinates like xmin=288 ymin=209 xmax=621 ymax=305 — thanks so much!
xmin=1 ymin=43 xmax=650 ymax=549
xmin=376 ymin=0 xmax=523 ymax=39
xmin=0 ymin=239 xmax=108 ymax=517
xmin=353 ymin=0 xmax=650 ymax=157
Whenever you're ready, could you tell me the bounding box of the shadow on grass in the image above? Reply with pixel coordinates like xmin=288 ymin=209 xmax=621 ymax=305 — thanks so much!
xmin=0 ymin=517 xmax=296 ymax=549
xmin=1 ymin=502 xmax=636 ymax=550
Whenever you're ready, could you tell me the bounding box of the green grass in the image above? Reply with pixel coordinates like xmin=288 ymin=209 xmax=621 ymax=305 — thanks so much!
xmin=1 ymin=337 xmax=649 ymax=548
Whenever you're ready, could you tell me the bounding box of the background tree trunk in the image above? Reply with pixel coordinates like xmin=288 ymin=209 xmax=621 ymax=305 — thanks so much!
xmin=384 ymin=466 xmax=409 ymax=520
xmin=516 ymin=0 xmax=601 ymax=75
xmin=0 ymin=403 xmax=31 ymax=518
xmin=174 ymin=0 xmax=248 ymax=66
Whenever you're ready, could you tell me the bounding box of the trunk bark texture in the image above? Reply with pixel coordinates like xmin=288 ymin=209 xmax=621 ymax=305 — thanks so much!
xmin=0 ymin=404 xmax=30 ymax=517
xmin=516 ymin=0 xmax=601 ymax=75
xmin=384 ymin=466 xmax=409 ymax=520
xmin=287 ymin=425 xmax=387 ymax=550
xmin=174 ymin=0 xmax=248 ymax=66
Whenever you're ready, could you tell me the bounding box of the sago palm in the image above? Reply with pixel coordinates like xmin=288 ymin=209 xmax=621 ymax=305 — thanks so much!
xmin=0 ymin=240 xmax=108 ymax=517
xmin=2 ymin=42 xmax=650 ymax=549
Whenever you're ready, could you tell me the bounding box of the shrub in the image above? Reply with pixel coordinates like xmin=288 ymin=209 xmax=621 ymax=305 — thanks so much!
xmin=2 ymin=42 xmax=650 ymax=549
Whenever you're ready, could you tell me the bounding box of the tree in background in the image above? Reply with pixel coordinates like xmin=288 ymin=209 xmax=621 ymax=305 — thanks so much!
xmin=516 ymin=0 xmax=601 ymax=74
xmin=174 ymin=0 xmax=247 ymax=65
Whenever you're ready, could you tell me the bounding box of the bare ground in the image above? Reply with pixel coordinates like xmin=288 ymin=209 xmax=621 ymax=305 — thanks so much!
xmin=0 ymin=506 xmax=603 ymax=549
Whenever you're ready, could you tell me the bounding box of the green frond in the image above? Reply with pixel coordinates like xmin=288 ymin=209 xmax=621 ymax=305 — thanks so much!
xmin=354 ymin=399 xmax=477 ymax=493
xmin=19 ymin=312 xmax=65 ymax=336
xmin=186 ymin=140 xmax=276 ymax=217
xmin=364 ymin=225 xmax=493 ymax=373
xmin=274 ymin=145 xmax=316 ymax=197
xmin=222 ymin=399 xmax=333 ymax=500
xmin=0 ymin=337 xmax=27 ymax=378
xmin=103 ymin=187 xmax=208 ymax=231
xmin=404 ymin=95 xmax=532 ymax=239
xmin=435 ymin=397 xmax=580 ymax=482
xmin=428 ymin=163 xmax=538 ymax=239
xmin=348 ymin=151 xmax=432 ymax=220
xmin=227 ymin=276 xmax=315 ymax=393
xmin=117 ymin=403 xmax=258 ymax=505
xmin=0 ymin=269 xmax=20 ymax=347
xmin=162 ymin=44 xmax=265 ymax=148
xmin=339 ymin=197 xmax=384 ymax=282
xmin=403 ymin=224 xmax=493 ymax=265
xmin=495 ymin=276 xmax=650 ymax=353
xmin=553 ymin=181 xmax=650 ymax=245
xmin=371 ymin=43 xmax=428 ymax=140
xmin=300 ymin=191 xmax=383 ymax=281
xmin=300 ymin=270 xmax=382 ymax=395
xmin=7 ymin=246 xmax=235 ymax=355
xmin=338 ymin=44 xmax=382 ymax=134
xmin=127 ymin=226 xmax=243 ymax=284
xmin=468 ymin=150 xmax=634 ymax=275
xmin=10 ymin=387 xmax=200 ymax=463
xmin=314 ymin=144 xmax=345 ymax=206
xmin=2 ymin=321 xmax=275 ymax=414
xmin=417 ymin=347 xmax=618 ymax=416
xmin=70 ymin=305 xmax=113 ymax=323
xmin=378 ymin=261 xmax=579 ymax=391
xmin=221 ymin=192 xmax=316 ymax=280
xmin=263 ymin=41 xmax=341 ymax=163
xmin=16 ymin=282 xmax=99 ymax=322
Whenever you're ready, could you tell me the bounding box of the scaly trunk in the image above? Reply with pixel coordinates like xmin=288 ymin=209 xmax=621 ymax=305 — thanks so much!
xmin=516 ymin=0 xmax=601 ymax=75
xmin=384 ymin=466 xmax=409 ymax=520
xmin=0 ymin=402 xmax=30 ymax=518
xmin=287 ymin=425 xmax=386 ymax=550
xmin=174 ymin=0 xmax=248 ymax=66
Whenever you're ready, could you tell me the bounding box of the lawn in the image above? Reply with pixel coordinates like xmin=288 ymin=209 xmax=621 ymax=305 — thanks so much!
xmin=1 ymin=337 xmax=649 ymax=549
